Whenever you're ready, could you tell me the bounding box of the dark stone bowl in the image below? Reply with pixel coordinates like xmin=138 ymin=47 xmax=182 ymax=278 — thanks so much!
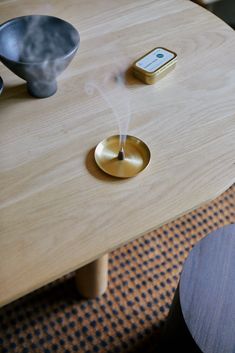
xmin=0 ymin=76 xmax=3 ymax=94
xmin=0 ymin=15 xmax=80 ymax=98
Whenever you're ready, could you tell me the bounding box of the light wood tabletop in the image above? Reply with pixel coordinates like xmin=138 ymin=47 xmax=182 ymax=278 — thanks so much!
xmin=0 ymin=0 xmax=235 ymax=307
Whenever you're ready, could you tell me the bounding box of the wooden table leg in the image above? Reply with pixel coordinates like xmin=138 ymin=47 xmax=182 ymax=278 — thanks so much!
xmin=75 ymin=254 xmax=108 ymax=298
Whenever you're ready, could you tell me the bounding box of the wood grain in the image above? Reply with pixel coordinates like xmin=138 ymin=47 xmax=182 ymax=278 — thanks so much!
xmin=0 ymin=0 xmax=235 ymax=306
xmin=180 ymin=224 xmax=235 ymax=353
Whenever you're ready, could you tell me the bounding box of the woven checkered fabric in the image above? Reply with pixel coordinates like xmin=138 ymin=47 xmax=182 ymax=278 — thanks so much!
xmin=0 ymin=185 xmax=234 ymax=353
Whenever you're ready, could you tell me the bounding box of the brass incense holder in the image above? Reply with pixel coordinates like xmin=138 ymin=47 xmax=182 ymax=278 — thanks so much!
xmin=95 ymin=135 xmax=151 ymax=178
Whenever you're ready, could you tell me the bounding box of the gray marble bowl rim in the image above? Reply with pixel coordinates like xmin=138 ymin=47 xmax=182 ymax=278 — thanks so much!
xmin=0 ymin=14 xmax=80 ymax=65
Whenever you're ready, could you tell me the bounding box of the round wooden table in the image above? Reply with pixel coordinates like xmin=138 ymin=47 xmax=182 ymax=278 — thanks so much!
xmin=162 ymin=224 xmax=235 ymax=352
xmin=0 ymin=0 xmax=235 ymax=306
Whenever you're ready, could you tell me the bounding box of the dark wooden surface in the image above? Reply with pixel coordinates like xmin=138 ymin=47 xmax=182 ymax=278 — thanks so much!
xmin=179 ymin=224 xmax=235 ymax=353
xmin=159 ymin=285 xmax=202 ymax=352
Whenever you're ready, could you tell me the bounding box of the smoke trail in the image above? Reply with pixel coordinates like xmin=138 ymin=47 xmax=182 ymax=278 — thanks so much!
xmin=85 ymin=67 xmax=131 ymax=148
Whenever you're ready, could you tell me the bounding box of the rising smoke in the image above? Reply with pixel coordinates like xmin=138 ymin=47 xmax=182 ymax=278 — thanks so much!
xmin=85 ymin=66 xmax=131 ymax=147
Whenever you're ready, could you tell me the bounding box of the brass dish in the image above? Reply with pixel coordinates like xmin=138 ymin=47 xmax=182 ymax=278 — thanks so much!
xmin=95 ymin=135 xmax=151 ymax=178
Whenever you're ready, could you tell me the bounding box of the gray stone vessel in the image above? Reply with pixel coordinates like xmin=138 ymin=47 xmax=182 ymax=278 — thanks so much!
xmin=0 ymin=15 xmax=80 ymax=98
xmin=0 ymin=76 xmax=3 ymax=94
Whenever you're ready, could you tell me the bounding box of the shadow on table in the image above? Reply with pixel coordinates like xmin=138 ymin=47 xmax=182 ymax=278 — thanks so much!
xmin=124 ymin=67 xmax=143 ymax=88
xmin=0 ymin=82 xmax=33 ymax=101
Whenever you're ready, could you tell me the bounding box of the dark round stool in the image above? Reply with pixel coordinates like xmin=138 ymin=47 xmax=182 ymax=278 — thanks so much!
xmin=160 ymin=224 xmax=235 ymax=353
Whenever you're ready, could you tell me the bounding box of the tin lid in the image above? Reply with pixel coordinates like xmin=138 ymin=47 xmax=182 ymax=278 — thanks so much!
xmin=132 ymin=47 xmax=177 ymax=78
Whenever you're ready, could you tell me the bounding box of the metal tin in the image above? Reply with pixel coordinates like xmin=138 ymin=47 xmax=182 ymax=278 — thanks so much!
xmin=132 ymin=47 xmax=177 ymax=84
xmin=95 ymin=135 xmax=151 ymax=178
